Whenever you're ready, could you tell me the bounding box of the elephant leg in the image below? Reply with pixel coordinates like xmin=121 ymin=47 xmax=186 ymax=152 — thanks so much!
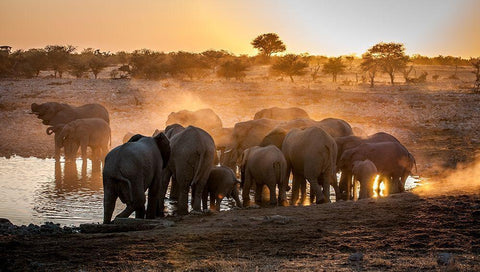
xmin=132 ymin=183 xmax=146 ymax=219
xmin=322 ymin=173 xmax=332 ymax=203
xmin=215 ymin=196 xmax=223 ymax=211
xmin=300 ymin=178 xmax=307 ymax=205
xmin=278 ymin=178 xmax=287 ymax=206
xmin=177 ymin=180 xmax=190 ymax=216
xmin=268 ymin=184 xmax=277 ymax=206
xmin=209 ymin=192 xmax=216 ymax=210
xmin=146 ymin=170 xmax=163 ymax=219
xmin=202 ymin=189 xmax=208 ymax=211
xmin=242 ymin=172 xmax=252 ymax=207
xmin=339 ymin=170 xmax=351 ymax=200
xmin=307 ymin=177 xmax=323 ymax=204
xmin=231 ymin=188 xmax=242 ymax=208
xmin=331 ymin=176 xmax=341 ymax=202
xmin=291 ymin=174 xmax=302 ymax=206
xmin=157 ymin=169 xmax=172 ymax=217
xmin=103 ymin=182 xmax=117 ymax=224
xmin=192 ymin=180 xmax=207 ymax=212
xmin=254 ymin=183 xmax=263 ymax=205
xmin=116 ymin=205 xmax=135 ymax=219
xmin=54 ymin=144 xmax=61 ymax=161
xmin=170 ymin=176 xmax=178 ymax=201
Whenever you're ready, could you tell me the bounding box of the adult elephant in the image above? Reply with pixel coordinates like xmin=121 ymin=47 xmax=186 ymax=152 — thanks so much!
xmin=59 ymin=118 xmax=111 ymax=164
xmin=158 ymin=126 xmax=215 ymax=216
xmin=240 ymin=145 xmax=289 ymax=207
xmin=221 ymin=118 xmax=283 ymax=169
xmin=335 ymin=132 xmax=406 ymax=200
xmin=165 ymin=108 xmax=223 ymax=134
xmin=253 ymin=107 xmax=310 ymax=120
xmin=260 ymin=118 xmax=353 ymax=150
xmin=282 ymin=127 xmax=338 ymax=205
xmin=31 ymin=102 xmax=110 ymax=160
xmin=31 ymin=102 xmax=109 ymax=126
xmin=339 ymin=142 xmax=416 ymax=196
xmin=102 ymin=133 xmax=170 ymax=224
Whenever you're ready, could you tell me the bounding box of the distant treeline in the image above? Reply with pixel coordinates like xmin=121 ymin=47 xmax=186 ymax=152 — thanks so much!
xmin=0 ymin=43 xmax=477 ymax=85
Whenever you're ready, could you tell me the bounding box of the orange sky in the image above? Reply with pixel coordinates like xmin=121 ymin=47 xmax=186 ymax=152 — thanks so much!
xmin=1 ymin=0 xmax=479 ymax=57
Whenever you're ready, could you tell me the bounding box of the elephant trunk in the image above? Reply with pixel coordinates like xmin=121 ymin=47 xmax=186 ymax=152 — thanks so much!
xmin=46 ymin=127 xmax=54 ymax=135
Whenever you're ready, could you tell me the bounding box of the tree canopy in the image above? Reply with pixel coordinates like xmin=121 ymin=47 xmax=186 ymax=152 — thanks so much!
xmin=251 ymin=33 xmax=286 ymax=57
xmin=362 ymin=42 xmax=409 ymax=85
xmin=322 ymin=57 xmax=346 ymax=82
xmin=270 ymin=54 xmax=308 ymax=82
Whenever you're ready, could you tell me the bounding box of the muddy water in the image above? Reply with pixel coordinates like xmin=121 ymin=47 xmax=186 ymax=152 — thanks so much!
xmin=0 ymin=156 xmax=421 ymax=226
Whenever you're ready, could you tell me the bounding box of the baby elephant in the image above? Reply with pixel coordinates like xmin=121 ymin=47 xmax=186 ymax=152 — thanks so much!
xmin=241 ymin=145 xmax=289 ymax=207
xmin=60 ymin=118 xmax=111 ymax=163
xmin=203 ymin=166 xmax=242 ymax=211
xmin=352 ymin=159 xmax=378 ymax=199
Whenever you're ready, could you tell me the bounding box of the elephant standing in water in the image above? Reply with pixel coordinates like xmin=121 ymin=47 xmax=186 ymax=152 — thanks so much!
xmin=335 ymin=132 xmax=410 ymax=200
xmin=203 ymin=166 xmax=242 ymax=211
xmin=282 ymin=127 xmax=338 ymax=205
xmin=240 ymin=145 xmax=289 ymax=207
xmin=102 ymin=133 xmax=170 ymax=224
xmin=158 ymin=126 xmax=215 ymax=216
xmin=59 ymin=118 xmax=111 ymax=164
xmin=352 ymin=159 xmax=378 ymax=199
xmin=31 ymin=102 xmax=110 ymax=160
xmin=339 ymin=142 xmax=415 ymax=195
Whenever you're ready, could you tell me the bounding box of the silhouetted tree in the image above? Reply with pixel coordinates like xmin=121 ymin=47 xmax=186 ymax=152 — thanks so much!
xmin=363 ymin=42 xmax=409 ymax=85
xmin=361 ymin=52 xmax=379 ymax=87
xmin=169 ymin=51 xmax=209 ymax=80
xmin=322 ymin=57 xmax=346 ymax=82
xmin=251 ymin=33 xmax=286 ymax=57
xmin=270 ymin=54 xmax=308 ymax=82
xmin=129 ymin=49 xmax=168 ymax=80
xmin=470 ymin=57 xmax=480 ymax=81
xmin=202 ymin=50 xmax=231 ymax=72
xmin=216 ymin=59 xmax=249 ymax=81
xmin=23 ymin=49 xmax=48 ymax=77
xmin=45 ymin=45 xmax=76 ymax=78
xmin=69 ymin=56 xmax=89 ymax=78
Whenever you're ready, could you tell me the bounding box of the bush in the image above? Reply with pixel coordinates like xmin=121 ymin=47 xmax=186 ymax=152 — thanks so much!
xmin=216 ymin=59 xmax=248 ymax=81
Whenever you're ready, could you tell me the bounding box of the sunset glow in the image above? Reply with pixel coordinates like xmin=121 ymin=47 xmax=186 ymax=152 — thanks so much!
xmin=1 ymin=0 xmax=479 ymax=57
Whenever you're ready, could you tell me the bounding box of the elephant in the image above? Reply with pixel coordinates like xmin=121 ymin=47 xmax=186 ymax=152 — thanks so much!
xmin=221 ymin=118 xmax=283 ymax=169
xmin=240 ymin=145 xmax=289 ymax=207
xmin=158 ymin=126 xmax=215 ymax=216
xmin=260 ymin=127 xmax=288 ymax=149
xmin=165 ymin=108 xmax=223 ymax=134
xmin=222 ymin=117 xmax=352 ymax=171
xmin=122 ymin=132 xmax=136 ymax=144
xmin=339 ymin=142 xmax=416 ymax=196
xmin=335 ymin=132 xmax=403 ymax=200
xmin=31 ymin=102 xmax=109 ymax=126
xmin=46 ymin=123 xmax=67 ymax=160
xmin=203 ymin=166 xmax=242 ymax=211
xmin=253 ymin=107 xmax=310 ymax=120
xmin=164 ymin=123 xmax=186 ymax=139
xmin=102 ymin=133 xmax=170 ymax=224
xmin=59 ymin=118 xmax=111 ymax=165
xmin=352 ymin=159 xmax=378 ymax=199
xmin=282 ymin=127 xmax=338 ymax=205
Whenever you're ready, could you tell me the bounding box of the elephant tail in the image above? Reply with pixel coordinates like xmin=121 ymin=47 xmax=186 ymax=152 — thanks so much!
xmin=191 ymin=151 xmax=207 ymax=186
xmin=273 ymin=161 xmax=281 ymax=185
xmin=115 ymin=176 xmax=133 ymax=205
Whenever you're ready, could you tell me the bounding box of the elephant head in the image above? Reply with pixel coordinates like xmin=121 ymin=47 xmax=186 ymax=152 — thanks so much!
xmin=58 ymin=121 xmax=80 ymax=160
xmin=338 ymin=147 xmax=367 ymax=172
xmin=31 ymin=102 xmax=66 ymax=125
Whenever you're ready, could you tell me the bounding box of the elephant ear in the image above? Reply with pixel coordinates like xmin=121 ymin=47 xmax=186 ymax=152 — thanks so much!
xmin=127 ymin=134 xmax=145 ymax=142
xmin=153 ymin=133 xmax=171 ymax=169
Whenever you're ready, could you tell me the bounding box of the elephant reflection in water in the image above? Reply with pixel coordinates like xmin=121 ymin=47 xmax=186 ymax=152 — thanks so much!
xmin=54 ymin=159 xmax=103 ymax=192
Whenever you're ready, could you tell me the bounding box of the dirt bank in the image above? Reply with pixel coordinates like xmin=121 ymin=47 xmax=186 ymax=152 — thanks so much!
xmin=1 ymin=192 xmax=479 ymax=271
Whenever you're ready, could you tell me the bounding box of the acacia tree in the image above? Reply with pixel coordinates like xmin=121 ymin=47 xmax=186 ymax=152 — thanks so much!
xmin=216 ymin=59 xmax=249 ymax=81
xmin=45 ymin=45 xmax=76 ymax=78
xmin=201 ymin=50 xmax=231 ymax=73
xmin=322 ymin=57 xmax=346 ymax=82
xmin=363 ymin=42 xmax=409 ymax=85
xmin=360 ymin=52 xmax=379 ymax=87
xmin=270 ymin=54 xmax=308 ymax=82
xmin=251 ymin=33 xmax=286 ymax=57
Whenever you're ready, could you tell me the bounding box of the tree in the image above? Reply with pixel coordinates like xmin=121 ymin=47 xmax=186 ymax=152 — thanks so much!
xmin=270 ymin=54 xmax=308 ymax=82
xmin=129 ymin=49 xmax=168 ymax=80
xmin=216 ymin=59 xmax=249 ymax=81
xmin=360 ymin=52 xmax=379 ymax=87
xmin=363 ymin=42 xmax=409 ymax=85
xmin=322 ymin=57 xmax=346 ymax=82
xmin=169 ymin=51 xmax=209 ymax=80
xmin=201 ymin=50 xmax=231 ymax=73
xmin=470 ymin=57 xmax=480 ymax=81
xmin=251 ymin=33 xmax=286 ymax=57
xmin=23 ymin=49 xmax=47 ymax=77
xmin=45 ymin=45 xmax=76 ymax=78
xmin=69 ymin=56 xmax=89 ymax=78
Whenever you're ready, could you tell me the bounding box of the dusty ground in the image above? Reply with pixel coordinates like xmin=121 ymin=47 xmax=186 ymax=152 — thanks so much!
xmin=0 ymin=65 xmax=479 ymax=271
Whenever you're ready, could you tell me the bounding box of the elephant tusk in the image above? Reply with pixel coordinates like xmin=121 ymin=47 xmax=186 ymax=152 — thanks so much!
xmin=224 ymin=149 xmax=232 ymax=153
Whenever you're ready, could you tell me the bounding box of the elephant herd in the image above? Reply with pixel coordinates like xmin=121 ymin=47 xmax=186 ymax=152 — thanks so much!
xmin=31 ymin=103 xmax=416 ymax=224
